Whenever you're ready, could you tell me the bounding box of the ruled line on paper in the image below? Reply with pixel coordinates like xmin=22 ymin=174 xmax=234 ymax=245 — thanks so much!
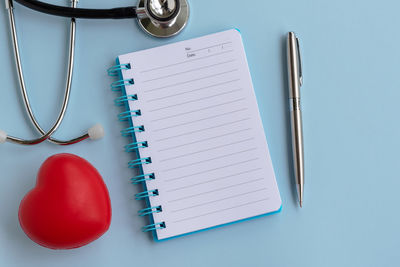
xmin=161 ymin=147 xmax=257 ymax=172
xmin=157 ymin=128 xmax=252 ymax=152
xmin=149 ymin=88 xmax=242 ymax=112
xmin=154 ymin=108 xmax=248 ymax=132
xmin=142 ymin=59 xmax=236 ymax=83
xmin=168 ymin=178 xmax=264 ymax=203
xmin=154 ymin=117 xmax=250 ymax=142
xmin=159 ymin=137 xmax=254 ymax=162
xmin=140 ymin=50 xmax=234 ymax=73
xmin=151 ymin=98 xmax=246 ymax=122
xmin=165 ymin=158 xmax=259 ymax=182
xmin=143 ymin=69 xmax=238 ymax=93
xmin=172 ymin=198 xmax=270 ymax=223
xmin=146 ymin=79 xmax=240 ymax=103
xmin=166 ymin=168 xmax=263 ymax=192
xmin=170 ymin=188 xmax=267 ymax=213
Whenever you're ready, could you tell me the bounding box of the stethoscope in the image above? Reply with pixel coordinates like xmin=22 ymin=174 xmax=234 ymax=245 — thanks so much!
xmin=0 ymin=0 xmax=189 ymax=146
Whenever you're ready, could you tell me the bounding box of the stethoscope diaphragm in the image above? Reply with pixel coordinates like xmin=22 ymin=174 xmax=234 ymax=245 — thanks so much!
xmin=137 ymin=0 xmax=189 ymax=38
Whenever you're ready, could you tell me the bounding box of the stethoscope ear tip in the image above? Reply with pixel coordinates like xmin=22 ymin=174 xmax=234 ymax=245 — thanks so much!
xmin=88 ymin=124 xmax=105 ymax=140
xmin=0 ymin=130 xmax=7 ymax=144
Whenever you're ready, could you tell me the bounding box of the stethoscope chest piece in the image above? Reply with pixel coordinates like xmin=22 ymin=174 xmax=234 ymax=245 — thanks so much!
xmin=136 ymin=0 xmax=189 ymax=38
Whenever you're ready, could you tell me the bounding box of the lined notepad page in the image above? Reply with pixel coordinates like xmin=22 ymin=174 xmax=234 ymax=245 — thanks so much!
xmin=118 ymin=29 xmax=281 ymax=240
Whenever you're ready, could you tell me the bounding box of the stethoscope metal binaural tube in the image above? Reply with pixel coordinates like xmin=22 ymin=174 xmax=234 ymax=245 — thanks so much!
xmin=3 ymin=0 xmax=103 ymax=145
xmin=1 ymin=0 xmax=189 ymax=145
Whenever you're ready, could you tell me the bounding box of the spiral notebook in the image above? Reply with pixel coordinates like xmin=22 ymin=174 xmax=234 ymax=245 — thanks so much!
xmin=108 ymin=29 xmax=281 ymax=241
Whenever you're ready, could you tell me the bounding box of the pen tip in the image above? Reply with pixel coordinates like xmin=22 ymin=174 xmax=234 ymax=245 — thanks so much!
xmin=296 ymin=184 xmax=304 ymax=208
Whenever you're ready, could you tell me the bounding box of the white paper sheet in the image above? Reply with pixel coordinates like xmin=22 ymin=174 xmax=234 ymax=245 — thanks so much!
xmin=118 ymin=29 xmax=281 ymax=240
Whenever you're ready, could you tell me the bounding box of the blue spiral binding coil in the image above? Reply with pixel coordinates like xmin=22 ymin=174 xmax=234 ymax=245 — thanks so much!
xmin=138 ymin=206 xmax=162 ymax=216
xmin=131 ymin=173 xmax=155 ymax=184
xmin=125 ymin=141 xmax=148 ymax=152
xmin=121 ymin=126 xmax=145 ymax=137
xmin=118 ymin=110 xmax=141 ymax=121
xmin=110 ymin=78 xmax=134 ymax=91
xmin=109 ymin=63 xmax=165 ymax=235
xmin=128 ymin=157 xmax=152 ymax=168
xmin=135 ymin=189 xmax=159 ymax=200
xmin=107 ymin=63 xmax=131 ymax=76
xmin=142 ymin=222 xmax=166 ymax=232
xmin=114 ymin=94 xmax=138 ymax=106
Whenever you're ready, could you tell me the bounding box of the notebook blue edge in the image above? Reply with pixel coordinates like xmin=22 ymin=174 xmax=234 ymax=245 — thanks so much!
xmin=114 ymin=28 xmax=282 ymax=242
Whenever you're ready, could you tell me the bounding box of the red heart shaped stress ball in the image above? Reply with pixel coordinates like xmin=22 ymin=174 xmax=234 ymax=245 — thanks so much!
xmin=18 ymin=153 xmax=112 ymax=249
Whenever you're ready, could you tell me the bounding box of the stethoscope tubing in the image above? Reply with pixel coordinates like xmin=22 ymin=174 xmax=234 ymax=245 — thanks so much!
xmin=13 ymin=0 xmax=137 ymax=19
xmin=6 ymin=0 xmax=89 ymax=145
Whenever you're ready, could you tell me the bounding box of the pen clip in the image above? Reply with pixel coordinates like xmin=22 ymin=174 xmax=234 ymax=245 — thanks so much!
xmin=296 ymin=36 xmax=303 ymax=87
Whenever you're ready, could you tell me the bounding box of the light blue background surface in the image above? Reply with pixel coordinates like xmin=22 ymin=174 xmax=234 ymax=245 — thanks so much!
xmin=1 ymin=0 xmax=400 ymax=266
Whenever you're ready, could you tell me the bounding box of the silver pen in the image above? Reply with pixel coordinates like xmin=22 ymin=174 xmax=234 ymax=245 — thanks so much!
xmin=287 ymin=32 xmax=304 ymax=208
